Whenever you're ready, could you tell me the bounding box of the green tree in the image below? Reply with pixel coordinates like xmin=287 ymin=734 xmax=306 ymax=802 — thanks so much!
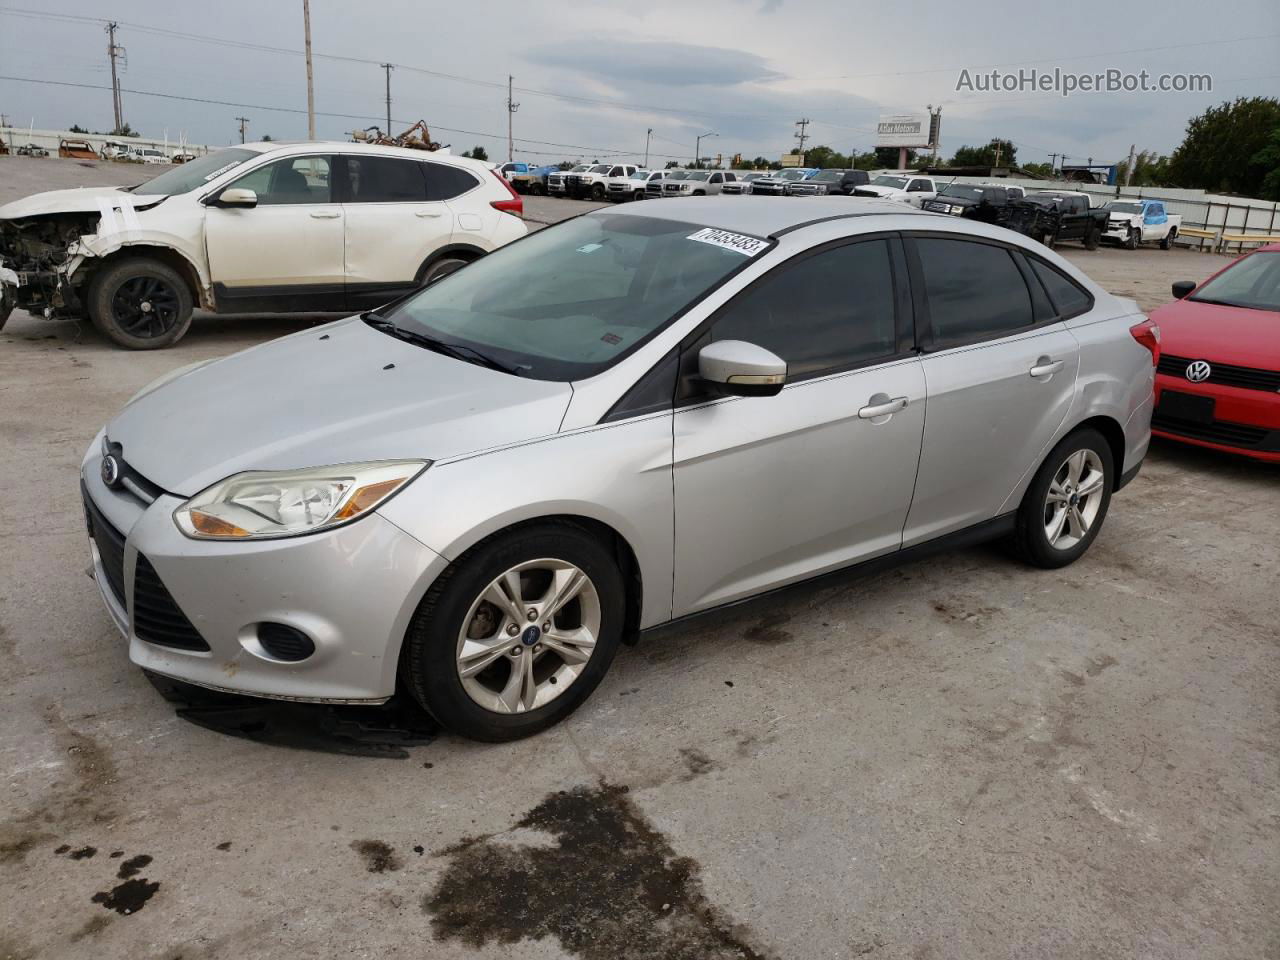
xmin=1168 ymin=97 xmax=1280 ymax=196
xmin=949 ymin=140 xmax=1017 ymax=167
xmin=1251 ymin=126 xmax=1280 ymax=200
xmin=1020 ymin=161 xmax=1054 ymax=178
xmin=460 ymin=144 xmax=489 ymax=161
xmin=261 ymin=134 xmax=274 ymax=142
xmin=69 ymin=124 xmax=89 ymax=134
xmin=802 ymin=145 xmax=853 ymax=169
xmin=113 ymin=122 xmax=139 ymax=138
xmin=1115 ymin=150 xmax=1172 ymax=188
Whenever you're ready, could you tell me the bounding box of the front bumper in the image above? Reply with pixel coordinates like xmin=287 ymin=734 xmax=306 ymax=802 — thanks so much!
xmin=1104 ymin=222 xmax=1136 ymax=241
xmin=1151 ymin=378 xmax=1280 ymax=461
xmin=80 ymin=433 xmax=449 ymax=703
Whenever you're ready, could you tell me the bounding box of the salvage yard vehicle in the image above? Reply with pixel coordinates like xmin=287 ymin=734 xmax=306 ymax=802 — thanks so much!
xmin=788 ymin=169 xmax=872 ymax=197
xmin=924 ymin=183 xmax=1023 ymax=224
xmin=58 ymin=139 xmax=99 ymax=160
xmin=607 ymin=169 xmax=662 ymax=202
xmin=546 ymin=164 xmax=587 ymax=197
xmin=748 ymin=168 xmax=818 ymax=196
xmin=16 ymin=143 xmax=49 ymax=157
xmin=100 ymin=141 xmax=131 ymax=161
xmin=719 ymin=171 xmax=768 ymax=195
xmin=78 ymin=196 xmax=1154 ymax=741
xmin=0 ymin=141 xmax=526 ymax=345
xmin=1006 ymin=191 xmax=1106 ymax=250
xmin=1102 ymin=199 xmax=1181 ymax=250
xmin=661 ymin=169 xmax=737 ymax=196
xmin=567 ymin=163 xmax=635 ymax=200
xmin=852 ymin=173 xmax=938 ymax=207
xmin=130 ymin=147 xmax=169 ymax=165
xmin=1150 ymin=244 xmax=1280 ymax=461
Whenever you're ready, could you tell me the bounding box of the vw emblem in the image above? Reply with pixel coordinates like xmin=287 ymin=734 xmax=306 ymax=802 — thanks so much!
xmin=1185 ymin=360 xmax=1212 ymax=383
xmin=101 ymin=454 xmax=122 ymax=488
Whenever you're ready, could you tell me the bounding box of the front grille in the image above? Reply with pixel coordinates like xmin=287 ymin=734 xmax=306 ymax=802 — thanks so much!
xmin=1157 ymin=354 xmax=1280 ymax=393
xmin=132 ymin=555 xmax=210 ymax=651
xmin=83 ymin=487 xmax=127 ymax=609
xmin=1152 ymin=412 xmax=1277 ymax=450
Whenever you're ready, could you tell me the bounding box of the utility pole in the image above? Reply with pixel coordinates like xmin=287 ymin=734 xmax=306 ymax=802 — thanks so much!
xmin=1049 ymin=152 xmax=1059 ymax=173
xmin=1123 ymin=143 xmax=1136 ymax=188
xmin=381 ymin=63 xmax=394 ymax=135
xmin=794 ymin=118 xmax=810 ymax=159
xmin=302 ymin=0 xmax=315 ymax=140
xmin=105 ymin=22 xmax=124 ymax=134
xmin=695 ymin=131 xmax=717 ymax=167
xmin=235 ymin=116 xmax=249 ymax=144
xmin=990 ymin=139 xmax=1003 ymax=168
xmin=506 ymin=75 xmax=520 ymax=163
xmin=644 ymin=128 xmax=652 ymax=168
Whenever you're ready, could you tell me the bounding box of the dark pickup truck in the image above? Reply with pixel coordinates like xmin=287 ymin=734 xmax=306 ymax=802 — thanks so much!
xmin=923 ymin=183 xmax=1024 ymax=225
xmin=1005 ymin=191 xmax=1106 ymax=249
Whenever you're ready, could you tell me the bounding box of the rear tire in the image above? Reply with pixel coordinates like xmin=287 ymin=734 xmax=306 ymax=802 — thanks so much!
xmin=418 ymin=255 xmax=470 ymax=287
xmin=400 ymin=522 xmax=625 ymax=741
xmin=87 ymin=256 xmax=194 ymax=349
xmin=1160 ymin=229 xmax=1176 ymax=250
xmin=1011 ymin=428 xmax=1114 ymax=569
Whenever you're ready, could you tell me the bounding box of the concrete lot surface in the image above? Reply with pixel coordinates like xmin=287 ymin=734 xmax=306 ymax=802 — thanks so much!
xmin=1 ymin=156 xmax=1277 ymax=960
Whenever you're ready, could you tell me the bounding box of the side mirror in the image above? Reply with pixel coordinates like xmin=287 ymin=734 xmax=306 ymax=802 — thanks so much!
xmin=1171 ymin=280 xmax=1196 ymax=300
xmin=216 ymin=187 xmax=258 ymax=208
xmin=698 ymin=340 xmax=787 ymax=397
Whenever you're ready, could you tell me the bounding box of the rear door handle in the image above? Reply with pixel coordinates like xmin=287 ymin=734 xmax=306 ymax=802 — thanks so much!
xmin=1030 ymin=359 xmax=1065 ymax=378
xmin=858 ymin=397 xmax=908 ymax=419
xmin=309 ymin=210 xmax=341 ymax=219
xmin=415 ymin=210 xmax=444 ymax=218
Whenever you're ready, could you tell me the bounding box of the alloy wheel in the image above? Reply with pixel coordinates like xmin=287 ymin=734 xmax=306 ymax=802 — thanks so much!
xmin=455 ymin=559 xmax=601 ymax=714
xmin=1043 ymin=449 xmax=1105 ymax=550
xmin=110 ymin=276 xmax=181 ymax=338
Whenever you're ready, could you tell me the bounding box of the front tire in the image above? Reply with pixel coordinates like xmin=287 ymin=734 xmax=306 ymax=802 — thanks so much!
xmin=1083 ymin=225 xmax=1100 ymax=250
xmin=591 ymin=183 xmax=606 ymax=201
xmin=1012 ymin=428 xmax=1114 ymax=569
xmin=1125 ymin=227 xmax=1139 ymax=250
xmin=401 ymin=522 xmax=625 ymax=741
xmin=87 ymin=256 xmax=193 ymax=349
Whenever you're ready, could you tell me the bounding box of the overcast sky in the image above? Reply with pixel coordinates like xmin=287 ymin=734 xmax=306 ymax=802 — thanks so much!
xmin=2 ymin=0 xmax=1278 ymax=168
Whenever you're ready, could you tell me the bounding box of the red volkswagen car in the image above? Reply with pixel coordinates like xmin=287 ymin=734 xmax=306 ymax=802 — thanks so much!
xmin=1150 ymin=244 xmax=1280 ymax=462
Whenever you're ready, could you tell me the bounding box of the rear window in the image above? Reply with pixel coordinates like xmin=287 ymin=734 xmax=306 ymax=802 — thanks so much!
xmin=1028 ymin=258 xmax=1093 ymax=318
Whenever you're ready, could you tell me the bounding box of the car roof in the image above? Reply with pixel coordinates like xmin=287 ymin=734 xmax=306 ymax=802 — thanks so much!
xmin=596 ymin=196 xmax=927 ymax=238
xmin=243 ymin=140 xmax=489 ymax=168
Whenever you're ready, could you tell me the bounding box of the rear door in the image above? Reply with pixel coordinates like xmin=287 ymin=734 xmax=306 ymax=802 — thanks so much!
xmin=673 ymin=235 xmax=924 ymax=614
xmin=902 ymin=234 xmax=1080 ymax=546
xmin=205 ymin=152 xmax=345 ymax=311
xmin=339 ymin=154 xmax=448 ymax=308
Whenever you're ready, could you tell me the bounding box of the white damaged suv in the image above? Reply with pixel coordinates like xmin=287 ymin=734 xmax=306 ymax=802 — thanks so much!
xmin=0 ymin=141 xmax=526 ymax=348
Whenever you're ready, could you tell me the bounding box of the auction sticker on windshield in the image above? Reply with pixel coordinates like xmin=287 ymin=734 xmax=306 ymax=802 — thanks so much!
xmin=686 ymin=228 xmax=769 ymax=257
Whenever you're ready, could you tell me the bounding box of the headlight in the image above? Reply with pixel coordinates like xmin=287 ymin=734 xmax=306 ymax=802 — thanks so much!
xmin=174 ymin=460 xmax=428 ymax=540
xmin=950 ymin=205 xmax=965 ymax=215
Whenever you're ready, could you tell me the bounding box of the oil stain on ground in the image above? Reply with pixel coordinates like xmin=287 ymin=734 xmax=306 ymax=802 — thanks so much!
xmin=92 ymin=877 xmax=160 ymax=915
xmin=351 ymin=839 xmax=402 ymax=873
xmin=424 ymin=782 xmax=771 ymax=960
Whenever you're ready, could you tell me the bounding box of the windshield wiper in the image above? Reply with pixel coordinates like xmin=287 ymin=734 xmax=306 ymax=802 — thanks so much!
xmin=361 ymin=313 xmax=522 ymax=375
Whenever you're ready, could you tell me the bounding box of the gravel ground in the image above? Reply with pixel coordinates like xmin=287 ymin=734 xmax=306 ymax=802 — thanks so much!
xmin=0 ymin=154 xmax=1276 ymax=960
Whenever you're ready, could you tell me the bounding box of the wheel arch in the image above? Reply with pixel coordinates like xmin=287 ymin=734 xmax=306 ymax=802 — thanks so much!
xmin=412 ymin=244 xmax=487 ymax=285
xmin=85 ymin=243 xmax=210 ymax=309
xmin=1070 ymin=414 xmax=1127 ymax=489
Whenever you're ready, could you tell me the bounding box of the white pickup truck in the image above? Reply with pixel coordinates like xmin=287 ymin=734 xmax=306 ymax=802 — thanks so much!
xmin=1102 ymin=199 xmax=1181 ymax=250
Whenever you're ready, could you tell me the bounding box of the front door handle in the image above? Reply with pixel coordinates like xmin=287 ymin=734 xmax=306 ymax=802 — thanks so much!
xmin=858 ymin=396 xmax=908 ymax=420
xmin=1030 ymin=358 xmax=1065 ymax=379
xmin=309 ymin=210 xmax=341 ymax=219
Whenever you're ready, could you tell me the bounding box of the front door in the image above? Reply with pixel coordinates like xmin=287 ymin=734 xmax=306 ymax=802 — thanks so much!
xmin=205 ymin=153 xmax=346 ymax=311
xmin=673 ymin=236 xmax=924 ymax=615
xmin=902 ymin=235 xmax=1080 ymax=546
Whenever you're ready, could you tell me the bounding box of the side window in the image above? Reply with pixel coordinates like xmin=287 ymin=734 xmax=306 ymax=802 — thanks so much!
xmin=710 ymin=240 xmax=898 ymax=379
xmin=710 ymin=173 xmax=723 ymax=184
xmin=424 ymin=162 xmax=480 ymax=201
xmin=229 ymin=155 xmax=332 ymax=205
xmin=907 ymin=179 xmax=930 ymax=192
xmin=343 ymin=156 xmax=428 ymax=203
xmin=724 ymin=173 xmax=736 ymax=182
xmin=1028 ymin=258 xmax=1093 ymax=318
xmin=609 ymin=166 xmax=624 ymax=177
xmin=914 ymin=237 xmax=1035 ymax=345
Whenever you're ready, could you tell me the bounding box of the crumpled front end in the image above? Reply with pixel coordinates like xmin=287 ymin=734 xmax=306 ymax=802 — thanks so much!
xmin=0 ymin=212 xmax=98 ymax=320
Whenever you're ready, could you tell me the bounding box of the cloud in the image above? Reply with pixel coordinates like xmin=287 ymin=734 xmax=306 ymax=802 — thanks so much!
xmin=524 ymin=37 xmax=785 ymax=88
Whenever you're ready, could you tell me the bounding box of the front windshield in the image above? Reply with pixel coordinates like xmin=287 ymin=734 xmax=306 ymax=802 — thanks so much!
xmin=131 ymin=148 xmax=257 ymax=195
xmin=871 ymin=175 xmax=908 ymax=188
xmin=666 ymin=171 xmax=690 ymax=180
xmin=1189 ymin=252 xmax=1280 ymax=313
xmin=687 ymin=171 xmax=712 ymax=181
xmin=383 ymin=214 xmax=766 ymax=380
xmin=629 ymin=171 xmax=648 ymax=180
xmin=813 ymin=171 xmax=843 ymax=182
xmin=742 ymin=172 xmax=765 ymax=181
xmin=570 ymin=165 xmax=589 ymax=172
xmin=589 ymin=164 xmax=611 ymax=174
xmin=937 ymin=184 xmax=985 ymax=201
xmin=1106 ymin=202 xmax=1143 ymax=214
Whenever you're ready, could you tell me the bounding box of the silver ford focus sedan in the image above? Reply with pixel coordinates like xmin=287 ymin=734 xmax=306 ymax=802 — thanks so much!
xmin=81 ymin=197 xmax=1157 ymax=741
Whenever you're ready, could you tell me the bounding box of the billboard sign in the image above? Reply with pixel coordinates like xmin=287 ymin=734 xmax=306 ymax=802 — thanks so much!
xmin=779 ymin=153 xmax=805 ymax=167
xmin=875 ymin=114 xmax=932 ymax=149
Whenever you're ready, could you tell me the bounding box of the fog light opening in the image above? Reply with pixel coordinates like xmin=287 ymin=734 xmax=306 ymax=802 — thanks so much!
xmin=256 ymin=622 xmax=316 ymax=662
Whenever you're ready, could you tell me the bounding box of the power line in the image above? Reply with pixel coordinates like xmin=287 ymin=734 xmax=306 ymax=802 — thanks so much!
xmin=0 ymin=74 xmax=690 ymax=159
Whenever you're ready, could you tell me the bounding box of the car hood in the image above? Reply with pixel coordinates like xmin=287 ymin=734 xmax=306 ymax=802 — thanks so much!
xmin=1151 ymin=298 xmax=1280 ymax=369
xmin=0 ymin=186 xmax=165 ymax=220
xmin=107 ymin=317 xmax=574 ymax=497
xmin=856 ymin=185 xmax=908 ymax=197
